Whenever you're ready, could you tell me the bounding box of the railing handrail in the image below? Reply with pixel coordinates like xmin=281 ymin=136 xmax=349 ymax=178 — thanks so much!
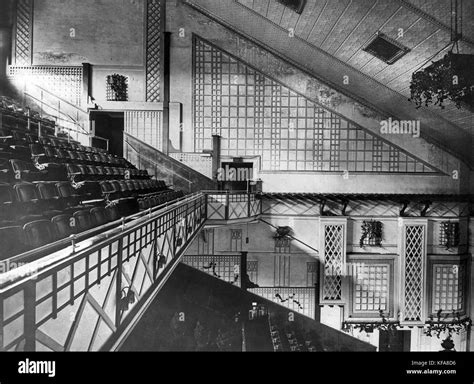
xmin=22 ymin=91 xmax=89 ymax=135
xmin=26 ymin=82 xmax=88 ymax=115
xmin=124 ymin=133 xmax=215 ymax=184
xmin=2 ymin=192 xmax=203 ymax=270
xmin=203 ymin=190 xmax=256 ymax=194
xmin=0 ymin=192 xmax=205 ymax=290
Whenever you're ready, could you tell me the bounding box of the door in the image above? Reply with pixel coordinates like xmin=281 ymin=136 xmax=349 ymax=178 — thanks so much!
xmin=91 ymin=112 xmax=124 ymax=157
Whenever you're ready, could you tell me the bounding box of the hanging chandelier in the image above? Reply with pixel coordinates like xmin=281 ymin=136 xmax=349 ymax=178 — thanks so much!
xmin=409 ymin=0 xmax=474 ymax=110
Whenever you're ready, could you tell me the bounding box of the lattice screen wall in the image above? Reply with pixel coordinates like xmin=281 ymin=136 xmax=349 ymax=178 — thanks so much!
xmin=15 ymin=0 xmax=33 ymax=66
xmin=322 ymin=224 xmax=344 ymax=302
xmin=8 ymin=66 xmax=83 ymax=106
xmin=124 ymin=110 xmax=163 ymax=151
xmin=402 ymin=224 xmax=426 ymax=322
xmin=146 ymin=0 xmax=162 ymax=102
xmin=352 ymin=263 xmax=390 ymax=316
xmin=432 ymin=264 xmax=465 ymax=314
xmin=193 ymin=36 xmax=438 ymax=174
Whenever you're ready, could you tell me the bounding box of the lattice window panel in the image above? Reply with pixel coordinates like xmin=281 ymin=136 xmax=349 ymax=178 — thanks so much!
xmin=403 ymin=225 xmax=425 ymax=322
xmin=193 ymin=36 xmax=440 ymax=174
xmin=322 ymin=225 xmax=344 ymax=301
xmin=439 ymin=222 xmax=460 ymax=248
xmin=15 ymin=0 xmax=32 ymax=66
xmin=8 ymin=66 xmax=83 ymax=106
xmin=146 ymin=0 xmax=161 ymax=102
xmin=181 ymin=255 xmax=241 ymax=286
xmin=249 ymin=287 xmax=315 ymax=319
xmin=247 ymin=260 xmax=258 ymax=285
xmin=306 ymin=262 xmax=317 ymax=287
xmin=353 ymin=264 xmax=390 ymax=314
xmin=432 ymin=264 xmax=465 ymax=314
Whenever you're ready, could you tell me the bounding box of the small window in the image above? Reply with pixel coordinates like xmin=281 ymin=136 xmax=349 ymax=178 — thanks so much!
xmin=276 ymin=0 xmax=306 ymax=14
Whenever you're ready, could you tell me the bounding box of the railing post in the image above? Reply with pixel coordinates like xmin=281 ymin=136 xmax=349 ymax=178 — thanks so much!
xmin=26 ymin=107 xmax=31 ymax=131
xmin=24 ymin=281 xmax=37 ymax=351
xmin=240 ymin=251 xmax=248 ymax=290
xmin=225 ymin=191 xmax=230 ymax=220
xmin=247 ymin=191 xmax=251 ymax=218
xmin=115 ymin=238 xmax=124 ymax=328
xmin=152 ymin=218 xmax=158 ymax=280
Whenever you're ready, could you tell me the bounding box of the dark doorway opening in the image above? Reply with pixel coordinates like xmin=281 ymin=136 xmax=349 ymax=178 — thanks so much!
xmin=91 ymin=112 xmax=124 ymax=157
xmin=379 ymin=330 xmax=411 ymax=352
xmin=219 ymin=161 xmax=253 ymax=191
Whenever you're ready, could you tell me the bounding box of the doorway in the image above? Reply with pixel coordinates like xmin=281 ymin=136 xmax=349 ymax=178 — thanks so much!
xmin=379 ymin=330 xmax=411 ymax=352
xmin=91 ymin=112 xmax=124 ymax=157
xmin=219 ymin=161 xmax=254 ymax=191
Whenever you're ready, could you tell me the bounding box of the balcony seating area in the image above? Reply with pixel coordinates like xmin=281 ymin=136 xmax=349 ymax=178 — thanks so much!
xmin=0 ymin=98 xmax=184 ymax=260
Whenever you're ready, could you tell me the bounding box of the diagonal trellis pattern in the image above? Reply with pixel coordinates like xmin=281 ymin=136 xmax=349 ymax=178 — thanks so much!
xmin=146 ymin=0 xmax=162 ymax=102
xmin=322 ymin=225 xmax=344 ymax=301
xmin=403 ymin=225 xmax=425 ymax=322
xmin=15 ymin=0 xmax=32 ymax=66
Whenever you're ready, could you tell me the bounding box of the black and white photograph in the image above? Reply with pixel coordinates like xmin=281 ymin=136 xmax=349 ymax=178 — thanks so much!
xmin=0 ymin=0 xmax=473 ymax=381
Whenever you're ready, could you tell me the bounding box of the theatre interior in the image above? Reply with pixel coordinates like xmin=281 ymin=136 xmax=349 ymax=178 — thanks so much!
xmin=0 ymin=0 xmax=472 ymax=352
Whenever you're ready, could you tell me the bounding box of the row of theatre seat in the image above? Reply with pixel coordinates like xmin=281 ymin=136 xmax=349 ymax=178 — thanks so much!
xmin=0 ymin=179 xmax=184 ymax=259
xmin=0 ymin=100 xmax=185 ymax=260
xmin=1 ymin=98 xmax=56 ymax=137
xmin=0 ymin=126 xmax=146 ymax=183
